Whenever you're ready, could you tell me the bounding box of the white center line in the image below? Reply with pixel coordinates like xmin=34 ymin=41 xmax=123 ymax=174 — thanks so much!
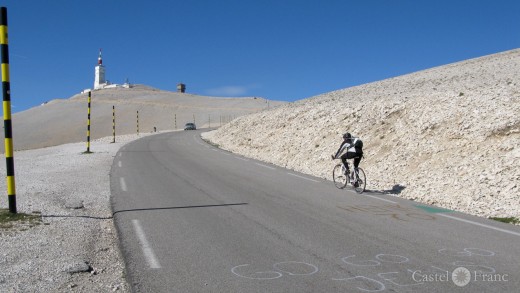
xmin=256 ymin=163 xmax=276 ymax=170
xmin=132 ymin=220 xmax=162 ymax=269
xmin=120 ymin=177 xmax=127 ymax=192
xmin=438 ymin=213 xmax=520 ymax=237
xmin=287 ymin=173 xmax=320 ymax=183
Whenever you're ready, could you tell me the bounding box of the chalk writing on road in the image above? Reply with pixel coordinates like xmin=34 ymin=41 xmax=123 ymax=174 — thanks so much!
xmin=231 ymin=247 xmax=498 ymax=292
xmin=337 ymin=204 xmax=436 ymax=221
xmin=231 ymin=261 xmax=318 ymax=280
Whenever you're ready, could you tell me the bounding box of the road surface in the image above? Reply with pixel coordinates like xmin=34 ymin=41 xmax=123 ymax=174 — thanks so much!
xmin=110 ymin=130 xmax=520 ymax=292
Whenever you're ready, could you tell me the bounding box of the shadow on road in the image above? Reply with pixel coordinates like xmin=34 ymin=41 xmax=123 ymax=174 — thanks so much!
xmin=40 ymin=203 xmax=248 ymax=220
xmin=112 ymin=202 xmax=248 ymax=216
xmin=42 ymin=214 xmax=113 ymax=220
xmin=366 ymin=184 xmax=406 ymax=195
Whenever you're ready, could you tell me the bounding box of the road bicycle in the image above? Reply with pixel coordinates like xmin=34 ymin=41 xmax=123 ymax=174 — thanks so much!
xmin=332 ymin=159 xmax=366 ymax=193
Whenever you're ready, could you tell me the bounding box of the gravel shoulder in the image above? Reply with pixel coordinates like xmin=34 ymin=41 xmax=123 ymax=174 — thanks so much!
xmin=0 ymin=132 xmax=160 ymax=292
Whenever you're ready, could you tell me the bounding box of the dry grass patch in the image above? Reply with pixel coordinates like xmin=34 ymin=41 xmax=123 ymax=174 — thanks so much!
xmin=0 ymin=209 xmax=42 ymax=231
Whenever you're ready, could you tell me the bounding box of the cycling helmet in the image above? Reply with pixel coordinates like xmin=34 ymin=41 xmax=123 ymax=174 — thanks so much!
xmin=343 ymin=132 xmax=352 ymax=140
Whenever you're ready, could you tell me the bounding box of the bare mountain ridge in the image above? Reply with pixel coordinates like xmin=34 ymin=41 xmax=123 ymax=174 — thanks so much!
xmin=4 ymin=85 xmax=284 ymax=152
xmin=206 ymin=49 xmax=520 ymax=220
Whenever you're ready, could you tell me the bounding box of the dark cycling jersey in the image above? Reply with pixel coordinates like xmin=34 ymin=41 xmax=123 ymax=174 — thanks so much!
xmin=335 ymin=137 xmax=363 ymax=158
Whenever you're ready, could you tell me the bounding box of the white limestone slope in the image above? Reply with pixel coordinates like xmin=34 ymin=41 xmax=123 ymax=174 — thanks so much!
xmin=206 ymin=49 xmax=520 ymax=220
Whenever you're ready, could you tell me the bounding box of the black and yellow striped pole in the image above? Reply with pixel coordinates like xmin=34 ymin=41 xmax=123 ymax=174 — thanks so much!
xmin=1 ymin=7 xmax=16 ymax=213
xmin=112 ymin=105 xmax=115 ymax=143
xmin=137 ymin=110 xmax=139 ymax=135
xmin=85 ymin=91 xmax=92 ymax=153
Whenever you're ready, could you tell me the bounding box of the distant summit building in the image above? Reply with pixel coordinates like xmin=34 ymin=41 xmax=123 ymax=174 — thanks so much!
xmin=177 ymin=83 xmax=186 ymax=93
xmin=82 ymin=49 xmax=130 ymax=93
xmin=94 ymin=49 xmax=107 ymax=89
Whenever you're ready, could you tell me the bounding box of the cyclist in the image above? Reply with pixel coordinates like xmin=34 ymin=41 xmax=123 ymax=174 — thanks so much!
xmin=332 ymin=132 xmax=363 ymax=178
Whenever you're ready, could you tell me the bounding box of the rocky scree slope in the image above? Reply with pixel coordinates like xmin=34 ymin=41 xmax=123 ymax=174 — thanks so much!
xmin=207 ymin=49 xmax=520 ymax=220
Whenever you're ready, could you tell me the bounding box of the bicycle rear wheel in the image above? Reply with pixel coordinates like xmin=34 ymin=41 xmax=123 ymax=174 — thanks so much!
xmin=351 ymin=168 xmax=366 ymax=193
xmin=333 ymin=163 xmax=348 ymax=189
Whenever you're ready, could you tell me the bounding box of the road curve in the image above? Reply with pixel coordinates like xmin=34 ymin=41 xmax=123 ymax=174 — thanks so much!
xmin=110 ymin=130 xmax=520 ymax=292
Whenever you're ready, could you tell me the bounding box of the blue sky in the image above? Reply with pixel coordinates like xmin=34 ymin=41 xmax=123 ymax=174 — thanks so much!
xmin=1 ymin=0 xmax=519 ymax=112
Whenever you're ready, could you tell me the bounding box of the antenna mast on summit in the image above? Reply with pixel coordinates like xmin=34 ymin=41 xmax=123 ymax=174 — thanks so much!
xmin=98 ymin=48 xmax=102 ymax=65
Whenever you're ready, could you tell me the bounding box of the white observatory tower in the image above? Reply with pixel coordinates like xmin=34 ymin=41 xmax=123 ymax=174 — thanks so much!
xmin=94 ymin=49 xmax=106 ymax=89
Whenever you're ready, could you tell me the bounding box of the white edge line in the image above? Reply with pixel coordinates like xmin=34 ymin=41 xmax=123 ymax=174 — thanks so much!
xmin=118 ymin=161 xmax=122 ymax=168
xmin=361 ymin=193 xmax=397 ymax=203
xmin=235 ymin=157 xmax=249 ymax=161
xmin=132 ymin=220 xmax=162 ymax=269
xmin=120 ymin=177 xmax=127 ymax=192
xmin=438 ymin=213 xmax=520 ymax=237
xmin=255 ymin=163 xmax=276 ymax=170
xmin=287 ymin=172 xmax=320 ymax=183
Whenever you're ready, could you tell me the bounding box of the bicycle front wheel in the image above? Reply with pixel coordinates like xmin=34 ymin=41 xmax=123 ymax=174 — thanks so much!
xmin=352 ymin=168 xmax=366 ymax=193
xmin=333 ymin=163 xmax=348 ymax=189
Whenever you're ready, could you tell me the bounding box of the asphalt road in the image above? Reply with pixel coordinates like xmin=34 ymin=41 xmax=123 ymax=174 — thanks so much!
xmin=110 ymin=130 xmax=520 ymax=292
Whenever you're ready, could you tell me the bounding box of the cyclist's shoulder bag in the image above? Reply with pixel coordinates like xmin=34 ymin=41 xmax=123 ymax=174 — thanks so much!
xmin=354 ymin=138 xmax=363 ymax=149
xmin=354 ymin=138 xmax=364 ymax=157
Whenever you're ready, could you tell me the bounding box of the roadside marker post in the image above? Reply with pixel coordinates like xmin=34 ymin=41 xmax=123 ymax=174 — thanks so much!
xmin=112 ymin=105 xmax=115 ymax=143
xmin=174 ymin=113 xmax=176 ymax=130
xmin=1 ymin=7 xmax=16 ymax=213
xmin=85 ymin=91 xmax=92 ymax=153
xmin=137 ymin=110 xmax=139 ymax=135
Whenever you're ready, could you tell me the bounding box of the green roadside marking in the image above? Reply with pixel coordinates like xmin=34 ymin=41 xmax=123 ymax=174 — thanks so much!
xmin=414 ymin=205 xmax=453 ymax=214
